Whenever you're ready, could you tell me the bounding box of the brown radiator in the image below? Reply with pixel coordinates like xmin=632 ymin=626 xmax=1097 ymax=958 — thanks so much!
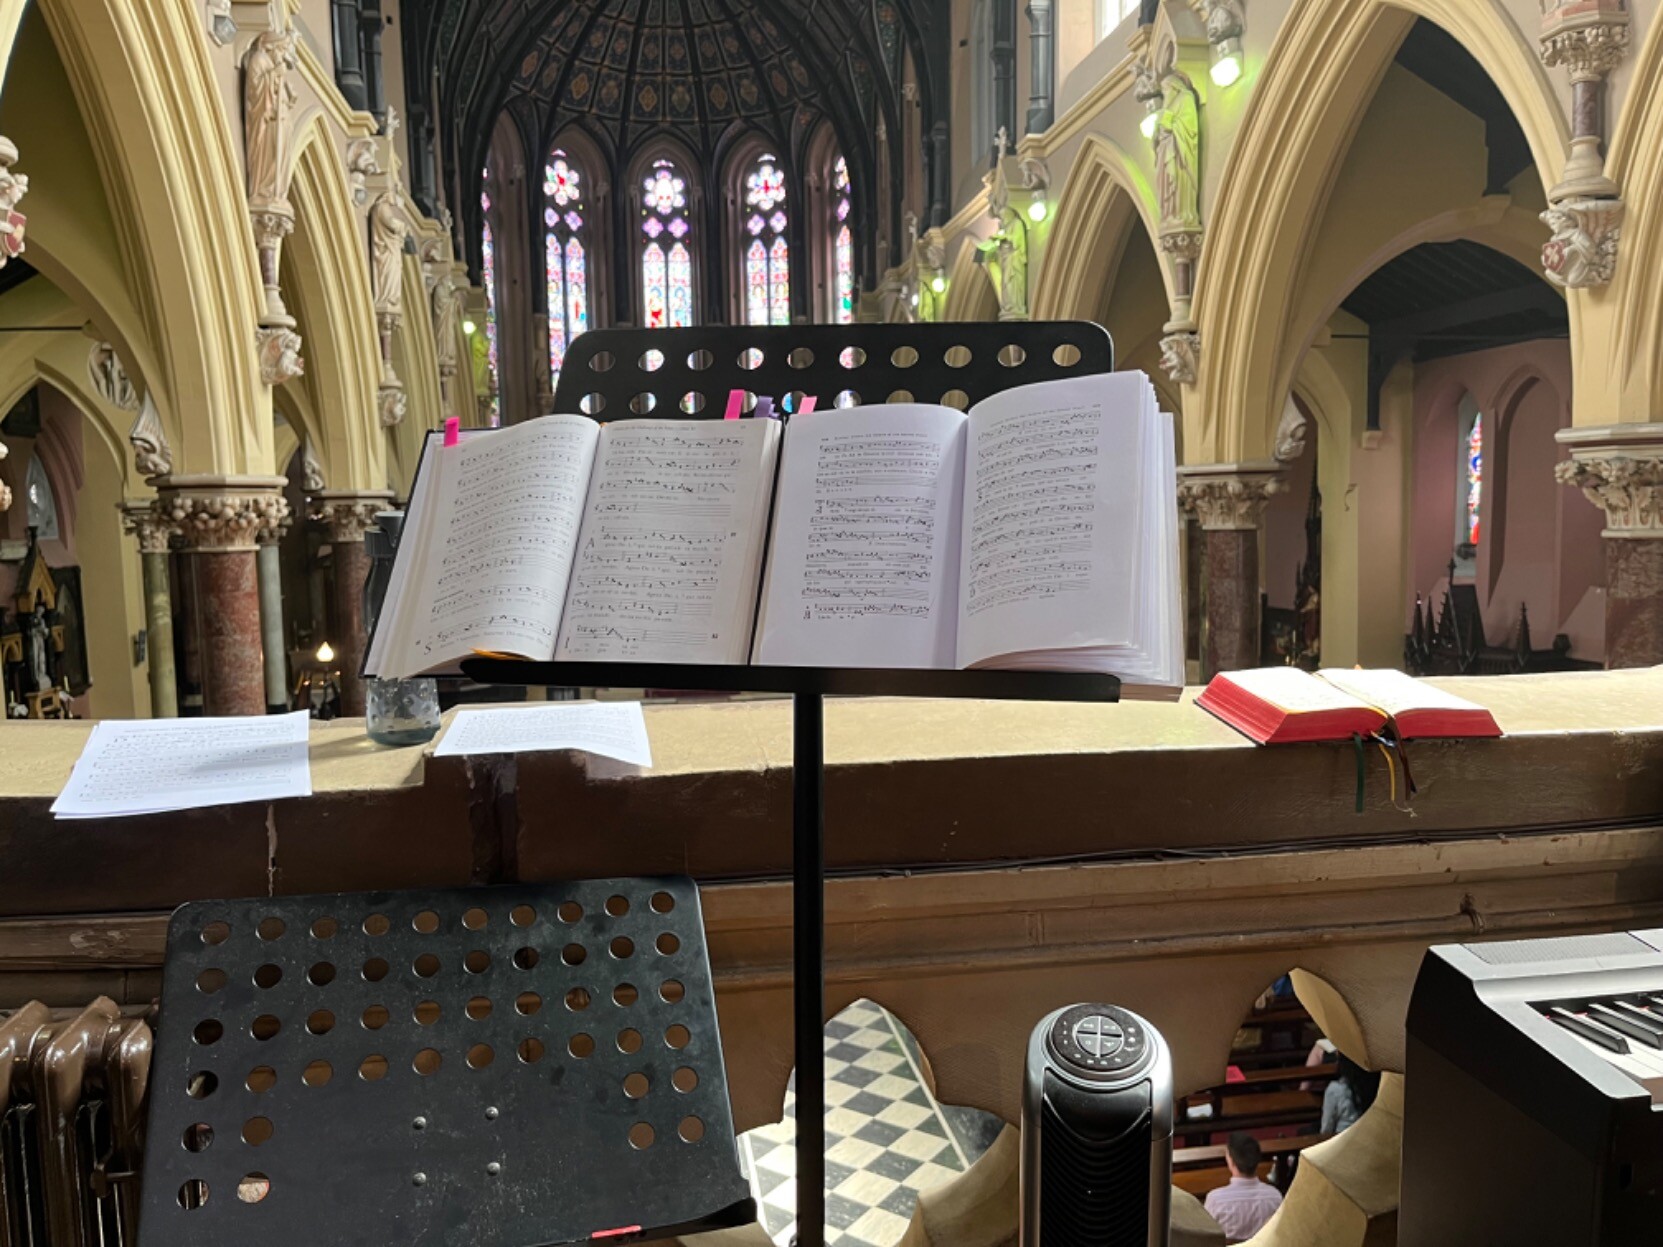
xmin=0 ymin=1000 xmax=153 ymax=1247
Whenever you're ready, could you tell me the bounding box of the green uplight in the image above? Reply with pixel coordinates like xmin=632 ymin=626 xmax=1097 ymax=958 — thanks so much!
xmin=1210 ymin=52 xmax=1242 ymax=87
xmin=463 ymin=319 xmax=478 ymax=335
xmin=1028 ymin=199 xmax=1048 ymax=223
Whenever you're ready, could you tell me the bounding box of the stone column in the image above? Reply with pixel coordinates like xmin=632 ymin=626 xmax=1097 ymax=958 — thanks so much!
xmin=119 ymin=501 xmax=179 ymax=718
xmin=1024 ymin=0 xmax=1055 ymax=134
xmin=1178 ymin=465 xmax=1286 ymax=679
xmin=156 ymin=479 xmax=291 ymax=716
xmin=313 ymin=490 xmax=394 ymax=716
xmin=256 ymin=527 xmax=290 ymax=713
xmin=1555 ymin=424 xmax=1663 ymax=668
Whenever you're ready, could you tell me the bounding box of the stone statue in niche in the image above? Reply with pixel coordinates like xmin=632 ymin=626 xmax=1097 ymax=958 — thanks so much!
xmin=129 ymin=395 xmax=172 ymax=480
xmin=243 ymin=28 xmax=298 ymax=212
xmin=1540 ymin=198 xmax=1623 ymax=289
xmin=977 ymin=214 xmax=1029 ymax=321
xmin=88 ymin=342 xmax=139 ymax=412
xmin=431 ymin=273 xmax=460 ymax=369
xmin=24 ymin=595 xmax=51 ymax=694
xmin=370 ymin=194 xmax=409 ymax=317
xmin=1154 ymin=59 xmax=1201 ymax=234
xmin=1274 ymin=401 xmax=1309 ymax=463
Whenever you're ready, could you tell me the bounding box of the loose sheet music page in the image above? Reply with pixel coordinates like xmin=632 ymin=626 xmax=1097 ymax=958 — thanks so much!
xmin=555 ymin=418 xmax=781 ymax=664
xmin=956 ymin=373 xmax=1148 ymax=669
xmin=384 ymin=415 xmax=600 ymax=674
xmin=753 ymin=405 xmax=965 ymax=668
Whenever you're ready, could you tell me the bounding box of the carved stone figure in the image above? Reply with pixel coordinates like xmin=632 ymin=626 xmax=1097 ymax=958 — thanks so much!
xmin=24 ymin=598 xmax=51 ymax=693
xmin=88 ymin=342 xmax=139 ymax=411
xmin=243 ymin=28 xmax=298 ymax=212
xmin=1540 ymin=198 xmax=1623 ymax=289
xmin=1132 ymin=60 xmax=1162 ymax=113
xmin=0 ymin=135 xmax=28 ymax=269
xmin=1160 ymin=330 xmax=1200 ymax=385
xmin=1274 ymin=401 xmax=1309 ymax=463
xmin=1154 ymin=65 xmax=1201 ymax=234
xmin=431 ymin=273 xmax=460 ymax=371
xmin=978 ymin=211 xmax=1029 ymax=322
xmin=129 ymin=395 xmax=173 ymax=480
xmin=370 ymin=194 xmax=409 ymax=317
xmin=346 ymin=138 xmax=381 ymax=207
xmin=302 ymin=441 xmax=326 ymax=494
xmin=257 ymin=326 xmax=306 ymax=386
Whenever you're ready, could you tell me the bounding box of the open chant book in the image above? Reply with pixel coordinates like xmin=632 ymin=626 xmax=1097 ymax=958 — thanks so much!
xmin=1197 ymin=666 xmax=1502 ymax=744
xmin=365 ymin=372 xmax=1182 ymax=693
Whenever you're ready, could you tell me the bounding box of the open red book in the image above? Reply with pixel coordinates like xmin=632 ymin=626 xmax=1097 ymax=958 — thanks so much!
xmin=1197 ymin=667 xmax=1502 ymax=745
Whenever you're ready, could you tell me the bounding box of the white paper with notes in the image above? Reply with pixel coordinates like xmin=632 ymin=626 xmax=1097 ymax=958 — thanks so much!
xmin=52 ymin=711 xmax=313 ymax=819
xmin=433 ymin=701 xmax=652 ymax=765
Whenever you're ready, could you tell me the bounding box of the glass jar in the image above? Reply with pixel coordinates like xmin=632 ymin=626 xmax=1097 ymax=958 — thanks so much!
xmin=363 ymin=510 xmax=441 ymax=747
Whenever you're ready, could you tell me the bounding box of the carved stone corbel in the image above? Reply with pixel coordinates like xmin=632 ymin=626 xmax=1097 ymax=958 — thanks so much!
xmin=129 ymin=395 xmax=173 ymax=481
xmin=256 ymin=326 xmax=306 ymax=386
xmin=1540 ymin=197 xmax=1623 ymax=290
xmin=0 ymin=136 xmax=28 ymax=270
xmin=1159 ymin=330 xmax=1201 ymax=385
xmin=378 ymin=384 xmax=407 ymax=428
xmin=1273 ymin=401 xmax=1309 ymax=464
xmin=301 ymin=441 xmax=325 ymax=495
xmin=88 ymin=342 xmax=140 ymax=412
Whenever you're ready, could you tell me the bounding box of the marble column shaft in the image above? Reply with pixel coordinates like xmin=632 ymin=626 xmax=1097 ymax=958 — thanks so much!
xmin=256 ymin=539 xmax=289 ymax=712
xmin=1605 ymin=538 xmax=1663 ymax=668
xmin=155 ymin=480 xmax=291 ymax=716
xmin=120 ymin=504 xmax=180 ymax=718
xmin=1178 ymin=466 xmax=1286 ymax=681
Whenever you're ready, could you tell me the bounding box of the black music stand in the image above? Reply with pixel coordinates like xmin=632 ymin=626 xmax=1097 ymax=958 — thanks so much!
xmin=462 ymin=322 xmax=1125 ymax=1247
xmin=138 ymin=879 xmax=754 ymax=1245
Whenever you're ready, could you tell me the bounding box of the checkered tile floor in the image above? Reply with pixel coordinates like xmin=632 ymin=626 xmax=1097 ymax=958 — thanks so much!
xmin=740 ymin=1000 xmax=1000 ymax=1247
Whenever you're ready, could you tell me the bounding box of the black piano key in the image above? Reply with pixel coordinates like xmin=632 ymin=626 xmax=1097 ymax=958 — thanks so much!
xmin=1615 ymin=999 xmax=1663 ymax=1034
xmin=1588 ymin=1002 xmax=1663 ymax=1049
xmin=1549 ymin=1006 xmax=1631 ymax=1054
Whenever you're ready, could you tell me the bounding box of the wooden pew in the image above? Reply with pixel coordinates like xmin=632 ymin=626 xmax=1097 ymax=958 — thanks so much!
xmin=1171 ymin=1132 xmax=1328 ymax=1198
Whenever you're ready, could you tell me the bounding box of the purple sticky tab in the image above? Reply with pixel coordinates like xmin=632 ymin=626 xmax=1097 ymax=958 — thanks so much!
xmin=753 ymin=395 xmax=776 ymax=421
xmin=443 ymin=417 xmax=461 ymax=447
xmin=724 ymin=389 xmax=745 ymax=420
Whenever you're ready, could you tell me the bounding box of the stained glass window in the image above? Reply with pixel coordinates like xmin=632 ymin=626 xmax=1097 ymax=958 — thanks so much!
xmin=642 ymin=158 xmax=693 ymax=328
xmin=743 ymin=154 xmax=790 ymax=325
xmin=543 ymin=150 xmax=589 ymax=387
xmin=480 ymin=168 xmax=501 ymax=426
xmin=1466 ymin=411 xmax=1483 ymax=547
xmin=833 ymin=156 xmax=854 ymax=324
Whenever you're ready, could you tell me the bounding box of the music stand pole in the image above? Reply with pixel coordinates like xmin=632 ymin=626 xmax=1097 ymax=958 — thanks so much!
xmin=792 ymin=690 xmax=826 ymax=1247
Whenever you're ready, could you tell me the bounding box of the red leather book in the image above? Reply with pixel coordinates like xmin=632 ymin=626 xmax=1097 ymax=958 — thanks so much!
xmin=1197 ymin=667 xmax=1501 ymax=745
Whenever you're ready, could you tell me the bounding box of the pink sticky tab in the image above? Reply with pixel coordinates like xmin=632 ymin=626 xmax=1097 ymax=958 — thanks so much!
xmin=797 ymin=396 xmax=818 ymax=415
xmin=443 ymin=417 xmax=461 ymax=447
xmin=724 ymin=389 xmax=745 ymax=420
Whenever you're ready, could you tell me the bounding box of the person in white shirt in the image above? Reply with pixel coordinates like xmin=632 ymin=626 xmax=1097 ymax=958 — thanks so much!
xmin=1203 ymin=1133 xmax=1284 ymax=1243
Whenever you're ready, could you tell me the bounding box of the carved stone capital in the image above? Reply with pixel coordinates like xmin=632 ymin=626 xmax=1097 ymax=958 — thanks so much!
xmin=378 ymin=384 xmax=407 ymax=428
xmin=257 ymin=326 xmax=305 ymax=387
xmin=1159 ymin=330 xmax=1201 ymax=385
xmin=0 ymin=134 xmax=28 ymax=270
xmin=311 ymin=490 xmax=395 ymax=544
xmin=119 ymin=499 xmax=176 ymax=554
xmin=250 ymin=205 xmax=295 ymax=249
xmin=1540 ymin=5 xmax=1630 ymax=81
xmin=1540 ymin=196 xmax=1622 ymax=289
xmin=157 ymin=477 xmax=292 ymax=552
xmin=1555 ymin=424 xmax=1663 ymax=538
xmin=1177 ymin=464 xmax=1287 ymax=531
xmin=1159 ymin=229 xmax=1204 ymax=264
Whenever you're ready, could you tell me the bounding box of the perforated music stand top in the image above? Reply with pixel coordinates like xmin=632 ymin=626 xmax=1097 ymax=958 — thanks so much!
xmin=551 ymin=321 xmax=1114 ymax=422
xmin=139 ymin=878 xmax=752 ymax=1246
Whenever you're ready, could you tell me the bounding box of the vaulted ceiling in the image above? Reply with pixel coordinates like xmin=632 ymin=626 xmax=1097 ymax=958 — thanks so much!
xmin=402 ymin=0 xmax=947 ymax=270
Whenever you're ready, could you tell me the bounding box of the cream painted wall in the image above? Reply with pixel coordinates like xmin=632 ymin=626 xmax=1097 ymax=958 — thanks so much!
xmin=71 ymin=391 xmax=148 ymax=719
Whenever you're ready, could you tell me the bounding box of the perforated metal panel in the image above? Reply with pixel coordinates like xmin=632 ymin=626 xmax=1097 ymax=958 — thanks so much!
xmin=551 ymin=322 xmax=1114 ymax=422
xmin=139 ymin=879 xmax=751 ymax=1246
